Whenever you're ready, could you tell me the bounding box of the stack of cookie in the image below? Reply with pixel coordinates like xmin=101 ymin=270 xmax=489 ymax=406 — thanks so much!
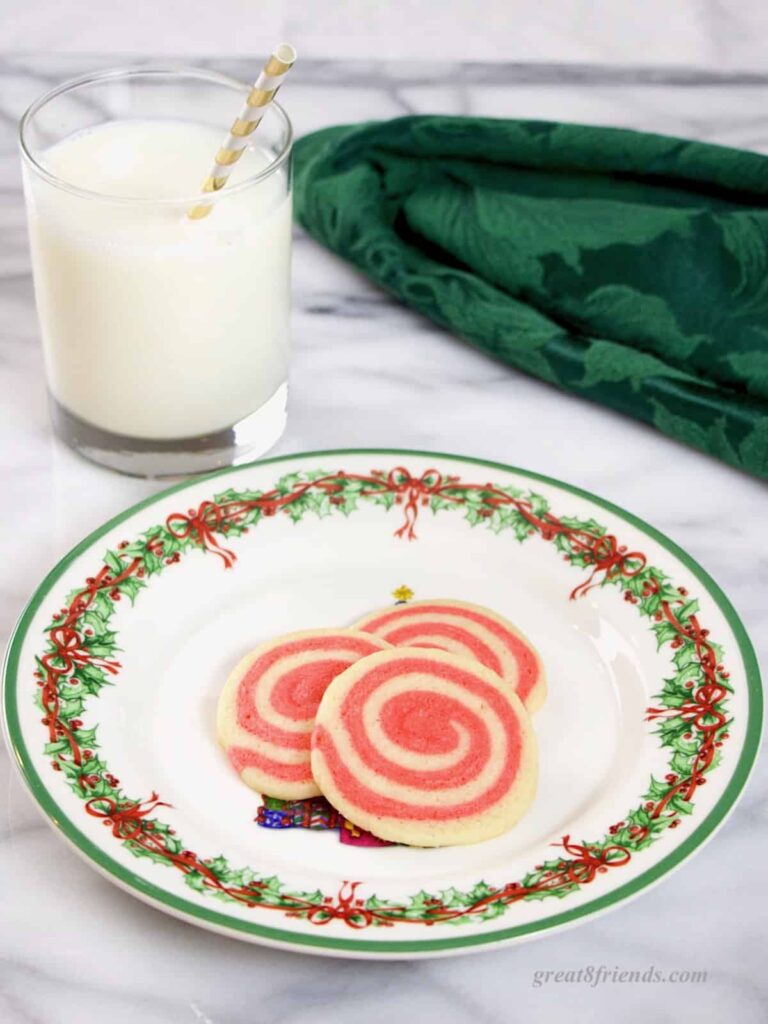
xmin=217 ymin=601 xmax=545 ymax=848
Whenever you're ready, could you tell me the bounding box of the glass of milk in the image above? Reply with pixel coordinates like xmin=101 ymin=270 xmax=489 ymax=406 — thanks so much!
xmin=20 ymin=67 xmax=293 ymax=476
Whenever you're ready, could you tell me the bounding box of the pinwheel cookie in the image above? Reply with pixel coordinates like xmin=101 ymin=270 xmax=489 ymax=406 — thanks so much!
xmin=217 ymin=629 xmax=391 ymax=800
xmin=353 ymin=599 xmax=546 ymax=712
xmin=311 ymin=648 xmax=538 ymax=847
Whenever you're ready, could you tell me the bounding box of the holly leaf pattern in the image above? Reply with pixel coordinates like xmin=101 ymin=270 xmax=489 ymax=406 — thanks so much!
xmin=30 ymin=464 xmax=732 ymax=930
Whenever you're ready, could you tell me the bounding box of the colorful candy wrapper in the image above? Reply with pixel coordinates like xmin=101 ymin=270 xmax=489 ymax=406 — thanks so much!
xmin=339 ymin=817 xmax=394 ymax=847
xmin=256 ymin=796 xmax=394 ymax=845
xmin=256 ymin=795 xmax=340 ymax=830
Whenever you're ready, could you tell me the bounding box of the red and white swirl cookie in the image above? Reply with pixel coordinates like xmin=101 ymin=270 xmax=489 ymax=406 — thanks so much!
xmin=311 ymin=648 xmax=538 ymax=847
xmin=217 ymin=629 xmax=391 ymax=800
xmin=353 ymin=599 xmax=546 ymax=712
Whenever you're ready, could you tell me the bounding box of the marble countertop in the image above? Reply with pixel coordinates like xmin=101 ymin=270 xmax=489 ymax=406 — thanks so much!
xmin=1 ymin=55 xmax=766 ymax=1024
xmin=5 ymin=0 xmax=768 ymax=70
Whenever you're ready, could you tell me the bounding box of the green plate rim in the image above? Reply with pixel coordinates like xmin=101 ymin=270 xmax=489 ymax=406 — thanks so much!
xmin=2 ymin=448 xmax=763 ymax=955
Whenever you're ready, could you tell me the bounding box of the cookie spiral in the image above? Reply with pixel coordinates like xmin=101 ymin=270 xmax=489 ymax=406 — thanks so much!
xmin=353 ymin=599 xmax=546 ymax=712
xmin=217 ymin=629 xmax=391 ymax=799
xmin=311 ymin=648 xmax=538 ymax=846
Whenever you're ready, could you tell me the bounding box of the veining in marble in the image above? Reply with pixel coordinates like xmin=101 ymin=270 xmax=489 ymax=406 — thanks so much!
xmin=0 ymin=55 xmax=765 ymax=1024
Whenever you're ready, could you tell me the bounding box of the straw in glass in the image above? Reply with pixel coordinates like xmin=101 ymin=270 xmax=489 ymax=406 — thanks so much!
xmin=188 ymin=43 xmax=297 ymax=220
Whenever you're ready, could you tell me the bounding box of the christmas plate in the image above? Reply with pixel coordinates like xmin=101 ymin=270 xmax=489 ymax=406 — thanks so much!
xmin=2 ymin=450 xmax=761 ymax=958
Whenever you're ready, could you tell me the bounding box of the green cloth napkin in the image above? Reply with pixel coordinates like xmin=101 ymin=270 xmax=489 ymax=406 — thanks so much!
xmin=293 ymin=116 xmax=768 ymax=480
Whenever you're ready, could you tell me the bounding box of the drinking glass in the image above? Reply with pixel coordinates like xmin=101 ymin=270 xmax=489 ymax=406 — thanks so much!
xmin=20 ymin=67 xmax=293 ymax=477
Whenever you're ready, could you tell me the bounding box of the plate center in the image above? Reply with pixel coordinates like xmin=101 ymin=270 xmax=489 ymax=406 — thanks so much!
xmin=97 ymin=515 xmax=657 ymax=887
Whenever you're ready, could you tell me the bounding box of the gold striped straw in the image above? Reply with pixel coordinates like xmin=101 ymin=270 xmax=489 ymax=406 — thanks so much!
xmin=188 ymin=43 xmax=297 ymax=220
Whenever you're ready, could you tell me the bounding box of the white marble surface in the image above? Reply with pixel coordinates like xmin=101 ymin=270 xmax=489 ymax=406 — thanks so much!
xmin=4 ymin=0 xmax=768 ymax=71
xmin=1 ymin=55 xmax=766 ymax=1024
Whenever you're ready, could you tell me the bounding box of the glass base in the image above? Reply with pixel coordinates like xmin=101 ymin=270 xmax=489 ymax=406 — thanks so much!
xmin=50 ymin=384 xmax=288 ymax=479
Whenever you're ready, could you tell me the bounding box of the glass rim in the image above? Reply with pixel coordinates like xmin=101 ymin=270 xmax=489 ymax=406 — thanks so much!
xmin=18 ymin=64 xmax=293 ymax=207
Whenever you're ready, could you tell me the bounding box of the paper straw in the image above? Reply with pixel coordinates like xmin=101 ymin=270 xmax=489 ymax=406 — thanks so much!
xmin=188 ymin=43 xmax=297 ymax=220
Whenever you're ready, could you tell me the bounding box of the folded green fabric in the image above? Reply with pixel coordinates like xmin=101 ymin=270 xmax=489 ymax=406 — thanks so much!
xmin=293 ymin=116 xmax=768 ymax=479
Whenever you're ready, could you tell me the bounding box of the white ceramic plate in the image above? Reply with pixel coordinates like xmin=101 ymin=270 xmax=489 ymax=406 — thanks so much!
xmin=2 ymin=450 xmax=761 ymax=958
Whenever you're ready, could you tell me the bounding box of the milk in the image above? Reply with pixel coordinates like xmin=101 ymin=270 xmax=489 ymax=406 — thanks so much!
xmin=24 ymin=119 xmax=291 ymax=440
